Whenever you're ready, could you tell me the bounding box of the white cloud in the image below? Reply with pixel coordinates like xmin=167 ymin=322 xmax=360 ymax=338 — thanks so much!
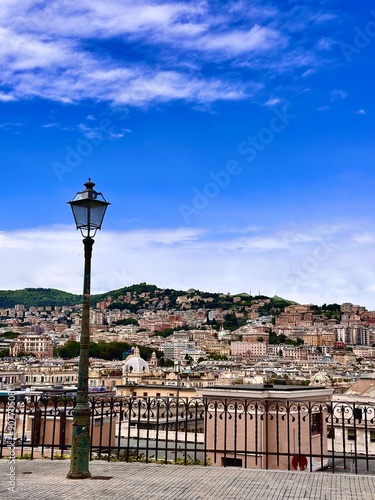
xmin=264 ymin=96 xmax=282 ymax=107
xmin=0 ymin=92 xmax=15 ymax=102
xmin=316 ymin=37 xmax=336 ymax=51
xmin=0 ymin=122 xmax=23 ymax=130
xmin=193 ymin=25 xmax=285 ymax=55
xmin=42 ymin=123 xmax=60 ymax=129
xmin=0 ymin=1 xmax=340 ymax=107
xmin=1 ymin=222 xmax=375 ymax=309
xmin=331 ymin=89 xmax=348 ymax=100
xmin=356 ymin=109 xmax=367 ymax=115
xmin=301 ymin=68 xmax=315 ymax=78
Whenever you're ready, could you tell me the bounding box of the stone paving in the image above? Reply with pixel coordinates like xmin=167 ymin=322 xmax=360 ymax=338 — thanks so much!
xmin=1 ymin=460 xmax=374 ymax=500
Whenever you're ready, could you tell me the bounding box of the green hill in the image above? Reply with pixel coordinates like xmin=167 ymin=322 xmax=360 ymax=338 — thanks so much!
xmin=0 ymin=284 xmax=298 ymax=311
xmin=0 ymin=288 xmax=82 ymax=308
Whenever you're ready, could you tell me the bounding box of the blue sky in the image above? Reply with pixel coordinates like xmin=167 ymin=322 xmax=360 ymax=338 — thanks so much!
xmin=1 ymin=1 xmax=375 ymax=307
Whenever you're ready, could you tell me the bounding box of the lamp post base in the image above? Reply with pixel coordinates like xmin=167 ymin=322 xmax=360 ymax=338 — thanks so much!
xmin=67 ymin=471 xmax=92 ymax=480
xmin=67 ymin=406 xmax=91 ymax=480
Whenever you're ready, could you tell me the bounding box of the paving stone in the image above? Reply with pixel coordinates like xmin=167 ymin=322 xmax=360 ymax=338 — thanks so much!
xmin=0 ymin=460 xmax=374 ymax=500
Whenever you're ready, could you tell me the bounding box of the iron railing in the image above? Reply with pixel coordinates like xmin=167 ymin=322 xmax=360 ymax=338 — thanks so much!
xmin=1 ymin=394 xmax=375 ymax=474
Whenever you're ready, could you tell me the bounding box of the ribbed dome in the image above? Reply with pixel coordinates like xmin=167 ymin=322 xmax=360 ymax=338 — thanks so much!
xmin=123 ymin=347 xmax=150 ymax=374
xmin=310 ymin=371 xmax=329 ymax=386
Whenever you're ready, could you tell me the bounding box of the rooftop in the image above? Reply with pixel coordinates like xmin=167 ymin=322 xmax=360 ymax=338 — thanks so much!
xmin=1 ymin=460 xmax=374 ymax=500
xmin=205 ymin=383 xmax=325 ymax=391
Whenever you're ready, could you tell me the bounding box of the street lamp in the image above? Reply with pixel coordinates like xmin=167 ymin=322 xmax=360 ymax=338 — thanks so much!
xmin=67 ymin=179 xmax=110 ymax=479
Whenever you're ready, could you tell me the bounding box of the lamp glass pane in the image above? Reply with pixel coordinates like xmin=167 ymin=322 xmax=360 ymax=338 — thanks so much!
xmin=89 ymin=204 xmax=107 ymax=228
xmin=71 ymin=205 xmax=89 ymax=229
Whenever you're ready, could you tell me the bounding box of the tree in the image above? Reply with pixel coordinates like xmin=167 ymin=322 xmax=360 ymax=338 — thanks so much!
xmin=2 ymin=331 xmax=19 ymax=339
xmin=269 ymin=331 xmax=278 ymax=345
xmin=54 ymin=340 xmax=80 ymax=358
xmin=112 ymin=318 xmax=139 ymax=326
xmin=285 ymin=338 xmax=295 ymax=345
xmin=153 ymin=328 xmax=174 ymax=338
xmin=159 ymin=357 xmax=174 ymax=367
xmin=185 ymin=354 xmax=193 ymax=365
xmin=208 ymin=354 xmax=228 ymax=361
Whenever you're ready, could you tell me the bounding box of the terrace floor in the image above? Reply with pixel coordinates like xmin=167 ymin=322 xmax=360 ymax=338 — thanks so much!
xmin=1 ymin=460 xmax=375 ymax=500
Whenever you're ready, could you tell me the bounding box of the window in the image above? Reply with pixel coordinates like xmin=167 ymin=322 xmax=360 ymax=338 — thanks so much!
xmin=311 ymin=413 xmax=322 ymax=435
xmin=370 ymin=431 xmax=375 ymax=443
xmin=348 ymin=429 xmax=356 ymax=441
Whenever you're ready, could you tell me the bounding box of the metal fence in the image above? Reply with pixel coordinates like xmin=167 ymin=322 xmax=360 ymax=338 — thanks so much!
xmin=1 ymin=394 xmax=375 ymax=474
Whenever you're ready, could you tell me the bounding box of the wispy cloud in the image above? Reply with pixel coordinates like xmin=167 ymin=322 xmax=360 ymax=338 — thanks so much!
xmin=316 ymin=37 xmax=336 ymax=51
xmin=0 ymin=1 xmax=342 ymax=107
xmin=331 ymin=89 xmax=348 ymax=100
xmin=42 ymin=122 xmax=60 ymax=129
xmin=190 ymin=26 xmax=286 ymax=55
xmin=264 ymin=96 xmax=282 ymax=107
xmin=78 ymin=122 xmax=131 ymax=141
xmin=0 ymin=122 xmax=23 ymax=130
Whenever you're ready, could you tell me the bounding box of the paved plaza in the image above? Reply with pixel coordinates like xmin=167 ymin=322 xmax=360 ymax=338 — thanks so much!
xmin=1 ymin=460 xmax=374 ymax=500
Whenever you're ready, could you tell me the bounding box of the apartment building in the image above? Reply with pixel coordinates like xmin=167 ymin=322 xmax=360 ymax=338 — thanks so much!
xmin=231 ymin=341 xmax=267 ymax=358
xmin=9 ymin=334 xmax=53 ymax=358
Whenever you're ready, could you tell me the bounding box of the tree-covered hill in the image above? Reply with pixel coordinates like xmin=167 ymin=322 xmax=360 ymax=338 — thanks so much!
xmin=0 ymin=283 xmax=298 ymax=311
xmin=0 ymin=288 xmax=82 ymax=308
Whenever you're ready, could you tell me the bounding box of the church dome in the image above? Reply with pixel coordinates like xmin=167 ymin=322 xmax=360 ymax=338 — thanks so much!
xmin=310 ymin=371 xmax=330 ymax=386
xmin=123 ymin=347 xmax=150 ymax=374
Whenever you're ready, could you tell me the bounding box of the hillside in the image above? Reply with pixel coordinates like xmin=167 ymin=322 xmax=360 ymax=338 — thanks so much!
xmin=0 ymin=284 xmax=297 ymax=311
xmin=0 ymin=288 xmax=82 ymax=308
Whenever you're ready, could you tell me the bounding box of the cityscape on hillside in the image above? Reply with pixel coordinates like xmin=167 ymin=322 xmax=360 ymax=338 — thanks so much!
xmin=2 ymin=2 xmax=375 ymax=485
xmin=1 ymin=283 xmax=375 ymax=393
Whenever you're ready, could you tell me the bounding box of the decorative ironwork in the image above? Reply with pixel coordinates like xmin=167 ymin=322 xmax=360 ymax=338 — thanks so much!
xmin=1 ymin=394 xmax=375 ymax=474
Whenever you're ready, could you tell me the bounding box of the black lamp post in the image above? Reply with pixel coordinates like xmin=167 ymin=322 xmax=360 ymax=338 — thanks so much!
xmin=174 ymin=359 xmax=181 ymax=401
xmin=67 ymin=179 xmax=110 ymax=479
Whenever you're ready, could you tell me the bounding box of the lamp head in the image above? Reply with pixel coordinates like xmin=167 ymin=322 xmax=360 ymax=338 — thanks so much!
xmin=68 ymin=179 xmax=110 ymax=238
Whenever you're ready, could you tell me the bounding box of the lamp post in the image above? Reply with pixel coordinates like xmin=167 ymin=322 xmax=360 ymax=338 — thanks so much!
xmin=174 ymin=360 xmax=181 ymax=402
xmin=67 ymin=179 xmax=110 ymax=479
